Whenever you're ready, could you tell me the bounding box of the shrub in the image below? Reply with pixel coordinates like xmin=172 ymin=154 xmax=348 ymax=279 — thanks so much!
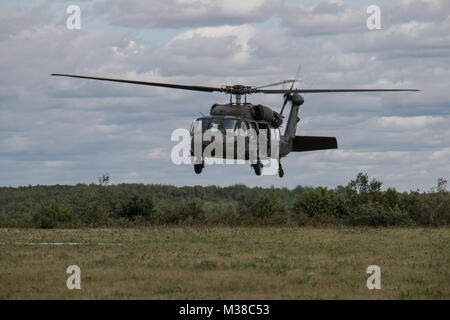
xmin=293 ymin=187 xmax=343 ymax=219
xmin=32 ymin=201 xmax=76 ymax=228
xmin=156 ymin=200 xmax=205 ymax=225
xmin=238 ymin=193 xmax=285 ymax=225
xmin=116 ymin=194 xmax=155 ymax=221
xmin=347 ymin=201 xmax=412 ymax=227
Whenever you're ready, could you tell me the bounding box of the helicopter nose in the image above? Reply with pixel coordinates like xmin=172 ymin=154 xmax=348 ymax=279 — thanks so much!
xmin=292 ymin=93 xmax=304 ymax=106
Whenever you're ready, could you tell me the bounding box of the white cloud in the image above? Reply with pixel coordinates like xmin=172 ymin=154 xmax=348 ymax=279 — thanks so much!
xmin=171 ymin=25 xmax=257 ymax=63
xmin=280 ymin=0 xmax=365 ymax=36
xmin=94 ymin=0 xmax=282 ymax=28
xmin=377 ymin=116 xmax=446 ymax=130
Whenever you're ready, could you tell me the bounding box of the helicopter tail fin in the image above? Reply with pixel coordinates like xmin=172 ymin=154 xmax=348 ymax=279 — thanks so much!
xmin=292 ymin=136 xmax=338 ymax=152
xmin=284 ymin=102 xmax=299 ymax=139
xmin=283 ymin=93 xmax=304 ymax=140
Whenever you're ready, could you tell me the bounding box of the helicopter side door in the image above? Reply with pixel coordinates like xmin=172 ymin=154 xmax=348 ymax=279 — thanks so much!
xmin=257 ymin=122 xmax=270 ymax=160
xmin=270 ymin=127 xmax=281 ymax=158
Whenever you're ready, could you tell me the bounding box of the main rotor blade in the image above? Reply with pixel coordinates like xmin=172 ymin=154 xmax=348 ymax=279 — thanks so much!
xmin=255 ymin=79 xmax=299 ymax=89
xmin=51 ymin=74 xmax=224 ymax=93
xmin=259 ymin=88 xmax=420 ymax=94
xmin=51 ymin=74 xmax=420 ymax=95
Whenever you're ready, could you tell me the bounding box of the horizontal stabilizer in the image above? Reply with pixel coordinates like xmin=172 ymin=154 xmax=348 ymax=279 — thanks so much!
xmin=293 ymin=136 xmax=338 ymax=152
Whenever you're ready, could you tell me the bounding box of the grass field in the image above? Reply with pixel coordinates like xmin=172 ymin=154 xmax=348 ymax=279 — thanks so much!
xmin=0 ymin=227 xmax=448 ymax=299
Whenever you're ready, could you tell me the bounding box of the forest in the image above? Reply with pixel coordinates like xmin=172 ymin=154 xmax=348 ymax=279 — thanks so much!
xmin=0 ymin=173 xmax=448 ymax=228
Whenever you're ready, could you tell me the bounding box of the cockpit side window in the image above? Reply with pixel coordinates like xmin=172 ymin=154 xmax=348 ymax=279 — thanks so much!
xmin=202 ymin=119 xmax=211 ymax=132
xmin=236 ymin=120 xmax=249 ymax=136
xmin=192 ymin=119 xmax=209 ymax=135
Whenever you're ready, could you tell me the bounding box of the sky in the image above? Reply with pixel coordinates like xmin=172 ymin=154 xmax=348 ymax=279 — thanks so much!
xmin=0 ymin=0 xmax=449 ymax=191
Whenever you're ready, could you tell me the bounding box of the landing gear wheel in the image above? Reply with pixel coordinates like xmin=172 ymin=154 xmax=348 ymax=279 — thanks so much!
xmin=252 ymin=162 xmax=262 ymax=176
xmin=194 ymin=161 xmax=204 ymax=174
xmin=278 ymin=163 xmax=284 ymax=178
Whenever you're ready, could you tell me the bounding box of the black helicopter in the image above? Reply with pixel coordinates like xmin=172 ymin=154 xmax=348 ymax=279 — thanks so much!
xmin=51 ymin=73 xmax=418 ymax=177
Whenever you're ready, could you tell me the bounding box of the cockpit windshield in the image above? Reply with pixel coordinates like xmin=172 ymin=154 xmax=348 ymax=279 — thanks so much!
xmin=192 ymin=118 xmax=240 ymax=135
xmin=208 ymin=119 xmax=220 ymax=131
xmin=221 ymin=119 xmax=237 ymax=131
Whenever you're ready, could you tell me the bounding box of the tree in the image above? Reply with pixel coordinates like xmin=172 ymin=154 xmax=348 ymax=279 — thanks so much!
xmin=424 ymin=177 xmax=449 ymax=226
xmin=98 ymin=173 xmax=110 ymax=186
xmin=348 ymin=172 xmax=382 ymax=195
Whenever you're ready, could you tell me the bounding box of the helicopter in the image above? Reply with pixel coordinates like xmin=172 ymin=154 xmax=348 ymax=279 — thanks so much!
xmin=51 ymin=73 xmax=419 ymax=177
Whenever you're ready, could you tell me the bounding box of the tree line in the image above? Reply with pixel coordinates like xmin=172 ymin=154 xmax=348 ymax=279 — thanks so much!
xmin=0 ymin=173 xmax=448 ymax=228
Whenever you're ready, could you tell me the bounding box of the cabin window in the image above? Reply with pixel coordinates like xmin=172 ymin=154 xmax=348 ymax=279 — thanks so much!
xmin=258 ymin=123 xmax=269 ymax=135
xmin=257 ymin=123 xmax=270 ymax=143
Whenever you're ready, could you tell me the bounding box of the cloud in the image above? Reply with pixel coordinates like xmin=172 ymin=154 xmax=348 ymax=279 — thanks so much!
xmin=0 ymin=0 xmax=448 ymax=191
xmin=376 ymin=116 xmax=445 ymax=130
xmin=280 ymin=0 xmax=366 ymax=36
xmin=93 ymin=0 xmax=282 ymax=28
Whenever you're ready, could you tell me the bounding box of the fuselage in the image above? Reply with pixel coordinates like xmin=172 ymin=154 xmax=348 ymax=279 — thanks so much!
xmin=189 ymin=103 xmax=290 ymax=161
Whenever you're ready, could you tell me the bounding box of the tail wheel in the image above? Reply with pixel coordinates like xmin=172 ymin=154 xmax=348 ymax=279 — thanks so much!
xmin=194 ymin=162 xmax=204 ymax=174
xmin=278 ymin=163 xmax=284 ymax=178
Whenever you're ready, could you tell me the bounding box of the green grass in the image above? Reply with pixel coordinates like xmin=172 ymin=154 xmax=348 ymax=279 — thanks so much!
xmin=0 ymin=227 xmax=448 ymax=299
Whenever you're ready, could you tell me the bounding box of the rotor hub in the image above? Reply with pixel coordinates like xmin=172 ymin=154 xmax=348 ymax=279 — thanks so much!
xmin=223 ymin=85 xmax=257 ymax=95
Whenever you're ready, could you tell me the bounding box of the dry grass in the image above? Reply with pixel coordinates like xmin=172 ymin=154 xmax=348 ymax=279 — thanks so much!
xmin=0 ymin=227 xmax=448 ymax=299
